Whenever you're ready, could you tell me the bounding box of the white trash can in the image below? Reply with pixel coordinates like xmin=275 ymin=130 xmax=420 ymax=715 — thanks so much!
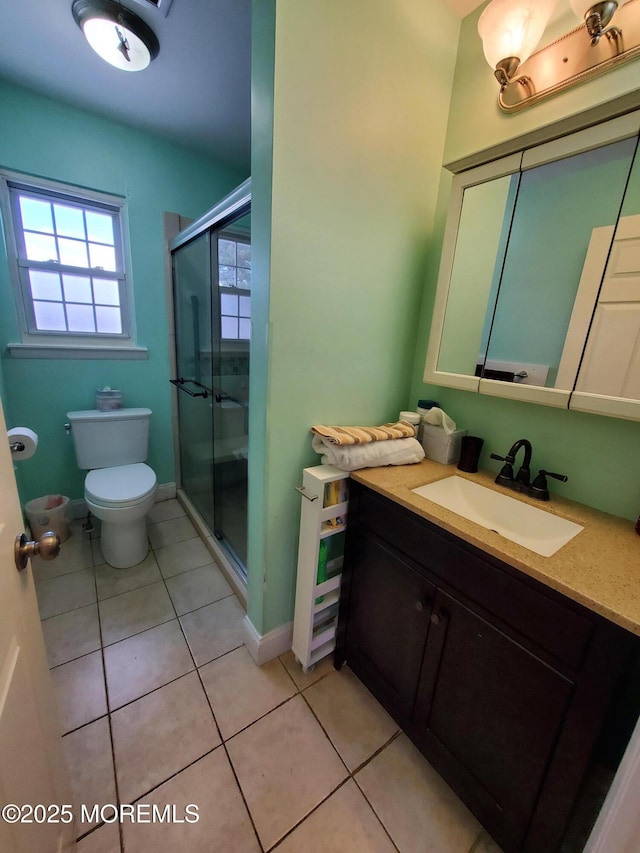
xmin=25 ymin=496 xmax=70 ymax=542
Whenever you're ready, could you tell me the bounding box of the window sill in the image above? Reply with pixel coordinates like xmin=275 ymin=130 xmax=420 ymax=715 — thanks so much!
xmin=8 ymin=343 xmax=148 ymax=360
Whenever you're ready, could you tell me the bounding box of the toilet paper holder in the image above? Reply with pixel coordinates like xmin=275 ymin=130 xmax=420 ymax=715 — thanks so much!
xmin=7 ymin=427 xmax=39 ymax=460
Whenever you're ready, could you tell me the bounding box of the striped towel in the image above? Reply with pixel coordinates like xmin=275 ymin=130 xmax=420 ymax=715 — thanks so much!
xmin=311 ymin=421 xmax=416 ymax=446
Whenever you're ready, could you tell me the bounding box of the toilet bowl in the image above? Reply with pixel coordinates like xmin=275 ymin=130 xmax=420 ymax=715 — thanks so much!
xmin=67 ymin=407 xmax=157 ymax=569
xmin=85 ymin=462 xmax=157 ymax=568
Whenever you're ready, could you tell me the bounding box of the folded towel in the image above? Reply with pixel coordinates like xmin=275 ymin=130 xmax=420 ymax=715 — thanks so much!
xmin=311 ymin=421 xmax=416 ymax=446
xmin=312 ymin=435 xmax=425 ymax=471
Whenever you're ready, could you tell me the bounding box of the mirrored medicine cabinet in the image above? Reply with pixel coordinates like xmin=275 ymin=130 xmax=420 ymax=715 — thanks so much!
xmin=424 ymin=111 xmax=640 ymax=421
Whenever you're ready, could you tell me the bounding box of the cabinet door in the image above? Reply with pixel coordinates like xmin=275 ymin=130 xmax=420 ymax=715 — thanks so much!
xmin=412 ymin=588 xmax=574 ymax=852
xmin=344 ymin=531 xmax=435 ymax=726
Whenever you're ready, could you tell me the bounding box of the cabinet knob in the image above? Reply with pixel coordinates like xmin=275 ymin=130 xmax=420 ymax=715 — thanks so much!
xmin=430 ymin=610 xmax=447 ymax=626
xmin=415 ymin=599 xmax=430 ymax=613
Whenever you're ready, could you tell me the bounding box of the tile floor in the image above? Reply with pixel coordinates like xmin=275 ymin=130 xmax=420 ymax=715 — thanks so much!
xmin=33 ymin=499 xmax=502 ymax=853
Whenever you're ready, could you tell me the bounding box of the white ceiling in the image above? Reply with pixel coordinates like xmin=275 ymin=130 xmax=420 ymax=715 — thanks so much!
xmin=0 ymin=0 xmax=251 ymax=170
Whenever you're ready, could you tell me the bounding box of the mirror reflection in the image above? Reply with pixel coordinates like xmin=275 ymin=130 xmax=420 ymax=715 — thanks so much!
xmin=574 ymin=146 xmax=640 ymax=400
xmin=436 ymin=134 xmax=638 ymax=395
xmin=484 ymin=137 xmax=637 ymax=390
xmin=437 ymin=173 xmax=517 ymax=376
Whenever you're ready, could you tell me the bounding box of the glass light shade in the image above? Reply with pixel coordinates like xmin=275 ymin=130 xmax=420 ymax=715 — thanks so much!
xmin=82 ymin=17 xmax=152 ymax=71
xmin=478 ymin=0 xmax=557 ymax=69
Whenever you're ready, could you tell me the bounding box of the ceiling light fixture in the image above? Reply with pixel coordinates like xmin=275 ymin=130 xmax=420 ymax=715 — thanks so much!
xmin=72 ymin=0 xmax=159 ymax=72
xmin=478 ymin=0 xmax=640 ymax=112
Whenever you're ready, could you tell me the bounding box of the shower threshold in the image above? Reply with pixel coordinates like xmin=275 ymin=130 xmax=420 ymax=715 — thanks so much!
xmin=176 ymin=488 xmax=247 ymax=607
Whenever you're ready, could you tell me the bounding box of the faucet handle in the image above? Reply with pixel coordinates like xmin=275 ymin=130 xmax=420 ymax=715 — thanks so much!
xmin=531 ymin=469 xmax=568 ymax=501
xmin=490 ymin=453 xmax=514 ymax=483
xmin=541 ymin=470 xmax=568 ymax=482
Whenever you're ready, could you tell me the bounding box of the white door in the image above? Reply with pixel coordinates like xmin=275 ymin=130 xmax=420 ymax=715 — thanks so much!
xmin=0 ymin=397 xmax=74 ymax=852
xmin=575 ymin=213 xmax=640 ymax=398
xmin=559 ymin=213 xmax=640 ymax=398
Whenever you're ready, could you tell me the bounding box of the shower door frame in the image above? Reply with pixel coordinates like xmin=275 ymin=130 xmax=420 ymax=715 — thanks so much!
xmin=168 ymin=178 xmax=251 ymax=592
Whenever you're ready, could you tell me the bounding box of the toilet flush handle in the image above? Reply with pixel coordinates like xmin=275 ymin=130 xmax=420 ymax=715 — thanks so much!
xmin=64 ymin=422 xmax=71 ymax=435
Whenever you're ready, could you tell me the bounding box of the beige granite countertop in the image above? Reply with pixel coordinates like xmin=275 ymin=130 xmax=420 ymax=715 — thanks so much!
xmin=351 ymin=459 xmax=640 ymax=637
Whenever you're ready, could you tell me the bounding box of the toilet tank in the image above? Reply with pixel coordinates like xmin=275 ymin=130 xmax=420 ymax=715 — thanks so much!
xmin=67 ymin=408 xmax=152 ymax=470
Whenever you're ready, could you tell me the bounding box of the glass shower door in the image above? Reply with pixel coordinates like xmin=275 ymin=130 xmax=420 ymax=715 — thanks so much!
xmin=211 ymin=212 xmax=250 ymax=574
xmin=171 ymin=189 xmax=250 ymax=583
xmin=172 ymin=231 xmax=215 ymax=531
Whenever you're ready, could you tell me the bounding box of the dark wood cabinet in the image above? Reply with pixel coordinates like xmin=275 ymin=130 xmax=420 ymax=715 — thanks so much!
xmin=336 ymin=530 xmax=434 ymax=727
xmin=335 ymin=480 xmax=635 ymax=853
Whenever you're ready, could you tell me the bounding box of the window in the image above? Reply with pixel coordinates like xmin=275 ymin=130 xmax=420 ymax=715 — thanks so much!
xmin=218 ymin=234 xmax=251 ymax=340
xmin=1 ymin=174 xmax=132 ymax=342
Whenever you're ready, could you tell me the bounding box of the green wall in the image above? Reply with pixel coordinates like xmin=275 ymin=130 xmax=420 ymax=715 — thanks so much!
xmin=0 ymin=78 xmax=246 ymax=505
xmin=247 ymin=0 xmax=276 ymax=633
xmin=248 ymin=0 xmax=460 ymax=635
xmin=411 ymin=8 xmax=640 ymax=522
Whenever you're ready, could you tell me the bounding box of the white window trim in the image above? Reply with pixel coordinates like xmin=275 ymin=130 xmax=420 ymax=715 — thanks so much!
xmin=0 ymin=169 xmax=142 ymax=356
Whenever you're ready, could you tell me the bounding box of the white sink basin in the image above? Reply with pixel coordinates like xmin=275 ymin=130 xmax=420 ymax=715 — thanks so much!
xmin=412 ymin=476 xmax=583 ymax=557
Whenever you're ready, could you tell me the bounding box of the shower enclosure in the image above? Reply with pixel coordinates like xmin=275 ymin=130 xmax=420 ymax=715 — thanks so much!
xmin=169 ymin=180 xmax=250 ymax=582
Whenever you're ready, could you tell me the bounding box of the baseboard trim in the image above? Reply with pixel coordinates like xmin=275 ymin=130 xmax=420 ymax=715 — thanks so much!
xmin=156 ymin=482 xmax=177 ymax=502
xmin=69 ymin=482 xmax=177 ymax=520
xmin=243 ymin=616 xmax=292 ymax=665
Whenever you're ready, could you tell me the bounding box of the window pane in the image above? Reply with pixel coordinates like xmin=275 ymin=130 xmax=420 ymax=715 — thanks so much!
xmin=93 ymin=278 xmax=120 ymax=306
xmin=12 ymin=183 xmax=129 ymax=340
xmin=24 ymin=232 xmax=58 ymax=262
xmin=95 ymin=306 xmax=122 ymax=334
xmin=219 ymin=265 xmax=236 ymax=287
xmin=86 ymin=211 xmax=114 ymax=244
xmin=63 ymin=275 xmax=92 ymax=303
xmin=54 ymin=204 xmax=85 ymax=239
xmin=237 ymin=267 xmax=251 ymax=289
xmin=221 ymin=293 xmax=238 ymax=315
xmin=89 ymin=243 xmax=116 ymax=271
xmin=66 ymin=303 xmax=95 ymax=332
xmin=33 ymin=301 xmax=66 ymax=331
xmin=239 ymin=318 xmax=251 ymax=339
xmin=19 ymin=197 xmax=53 ymax=234
xmin=29 ymin=270 xmax=62 ymax=301
xmin=58 ymin=237 xmax=88 ymax=267
xmin=218 ymin=239 xmax=236 ymax=265
xmin=221 ymin=316 xmax=238 ymax=338
xmin=237 ymin=243 xmax=251 ymax=268
xmin=239 ymin=295 xmax=251 ymax=317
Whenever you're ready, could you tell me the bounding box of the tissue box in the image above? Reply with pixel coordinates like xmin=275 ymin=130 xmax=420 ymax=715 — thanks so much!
xmin=421 ymin=425 xmax=467 ymax=465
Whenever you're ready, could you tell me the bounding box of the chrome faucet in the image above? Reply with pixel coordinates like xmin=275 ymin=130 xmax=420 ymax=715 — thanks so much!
xmin=490 ymin=438 xmax=567 ymax=501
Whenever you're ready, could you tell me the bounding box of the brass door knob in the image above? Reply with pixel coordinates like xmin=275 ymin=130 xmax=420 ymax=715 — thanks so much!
xmin=15 ymin=531 xmax=61 ymax=572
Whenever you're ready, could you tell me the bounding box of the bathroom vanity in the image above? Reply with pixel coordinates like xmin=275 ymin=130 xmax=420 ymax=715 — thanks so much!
xmin=335 ymin=460 xmax=640 ymax=853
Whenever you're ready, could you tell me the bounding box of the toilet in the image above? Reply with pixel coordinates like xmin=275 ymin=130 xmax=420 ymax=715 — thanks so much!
xmin=67 ymin=407 xmax=157 ymax=569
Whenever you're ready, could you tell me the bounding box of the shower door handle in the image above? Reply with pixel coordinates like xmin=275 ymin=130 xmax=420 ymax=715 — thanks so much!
xmin=170 ymin=378 xmax=209 ymax=399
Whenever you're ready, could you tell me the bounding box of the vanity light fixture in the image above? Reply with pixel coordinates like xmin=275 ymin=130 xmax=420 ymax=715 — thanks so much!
xmin=569 ymin=0 xmax=627 ymax=45
xmin=478 ymin=0 xmax=640 ymax=112
xmin=72 ymin=0 xmax=159 ymax=72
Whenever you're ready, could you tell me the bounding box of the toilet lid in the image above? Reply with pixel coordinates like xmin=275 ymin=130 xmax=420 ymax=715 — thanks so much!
xmin=85 ymin=463 xmax=156 ymax=507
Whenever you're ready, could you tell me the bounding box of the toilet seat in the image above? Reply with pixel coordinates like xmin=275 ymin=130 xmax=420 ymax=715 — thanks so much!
xmin=85 ymin=463 xmax=156 ymax=508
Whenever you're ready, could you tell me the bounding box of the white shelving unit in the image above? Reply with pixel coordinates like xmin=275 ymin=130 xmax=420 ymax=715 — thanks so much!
xmin=292 ymin=465 xmax=349 ymax=673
